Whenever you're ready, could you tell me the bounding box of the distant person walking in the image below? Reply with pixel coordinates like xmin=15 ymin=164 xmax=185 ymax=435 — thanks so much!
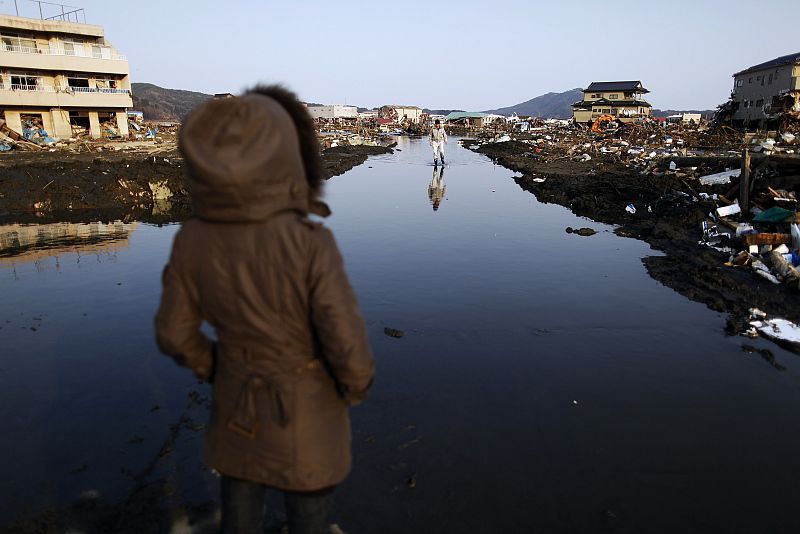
xmin=155 ymin=85 xmax=375 ymax=534
xmin=429 ymin=119 xmax=448 ymax=166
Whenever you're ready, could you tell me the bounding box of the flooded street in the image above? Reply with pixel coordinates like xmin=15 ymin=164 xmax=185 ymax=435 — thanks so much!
xmin=2 ymin=137 xmax=800 ymax=532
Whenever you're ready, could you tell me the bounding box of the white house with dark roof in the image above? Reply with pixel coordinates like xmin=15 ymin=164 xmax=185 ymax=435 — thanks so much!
xmin=571 ymin=81 xmax=652 ymax=124
xmin=730 ymin=52 xmax=800 ymax=126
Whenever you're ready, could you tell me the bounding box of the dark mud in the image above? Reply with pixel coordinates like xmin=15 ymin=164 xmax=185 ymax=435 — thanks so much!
xmin=322 ymin=144 xmax=395 ymax=179
xmin=476 ymin=140 xmax=800 ymax=325
xmin=0 ymin=144 xmax=394 ymax=219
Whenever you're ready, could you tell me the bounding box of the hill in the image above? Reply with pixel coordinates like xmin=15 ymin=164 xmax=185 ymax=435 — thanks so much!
xmin=131 ymin=83 xmax=212 ymax=121
xmin=485 ymin=89 xmax=582 ymax=118
xmin=486 ymin=89 xmax=715 ymax=120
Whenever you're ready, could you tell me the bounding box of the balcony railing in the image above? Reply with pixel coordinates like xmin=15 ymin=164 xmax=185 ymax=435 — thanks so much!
xmin=0 ymin=83 xmax=130 ymax=94
xmin=1 ymin=44 xmax=127 ymax=61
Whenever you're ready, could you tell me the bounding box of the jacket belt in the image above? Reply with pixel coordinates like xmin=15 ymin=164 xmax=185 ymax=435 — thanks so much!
xmin=222 ymin=343 xmax=322 ymax=439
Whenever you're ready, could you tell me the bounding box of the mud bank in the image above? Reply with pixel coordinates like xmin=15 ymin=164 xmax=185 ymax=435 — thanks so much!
xmin=0 ymin=144 xmax=394 ymax=219
xmin=322 ymin=144 xmax=395 ymax=179
xmin=474 ymin=140 xmax=800 ymax=327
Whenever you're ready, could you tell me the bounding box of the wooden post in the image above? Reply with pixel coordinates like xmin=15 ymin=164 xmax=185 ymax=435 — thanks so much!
xmin=739 ymin=148 xmax=751 ymax=215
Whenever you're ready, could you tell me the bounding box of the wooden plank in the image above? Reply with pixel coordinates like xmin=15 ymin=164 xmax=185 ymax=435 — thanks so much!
xmin=742 ymin=233 xmax=792 ymax=246
xmin=739 ymin=148 xmax=751 ymax=215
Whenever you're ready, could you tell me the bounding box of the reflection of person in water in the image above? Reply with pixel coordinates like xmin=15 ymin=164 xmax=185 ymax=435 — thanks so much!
xmin=427 ymin=165 xmax=446 ymax=211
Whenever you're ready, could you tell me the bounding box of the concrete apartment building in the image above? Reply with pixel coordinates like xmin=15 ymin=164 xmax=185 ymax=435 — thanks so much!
xmin=572 ymin=81 xmax=652 ymax=123
xmin=0 ymin=6 xmax=132 ymax=139
xmin=306 ymin=104 xmax=358 ymax=121
xmin=730 ymin=52 xmax=800 ymax=127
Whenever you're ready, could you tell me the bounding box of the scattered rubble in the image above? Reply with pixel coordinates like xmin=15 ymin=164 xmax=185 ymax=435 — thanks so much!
xmin=0 ymin=117 xmax=394 ymax=218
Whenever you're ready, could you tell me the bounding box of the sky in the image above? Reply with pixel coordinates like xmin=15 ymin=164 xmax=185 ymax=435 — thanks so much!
xmin=1 ymin=0 xmax=798 ymax=111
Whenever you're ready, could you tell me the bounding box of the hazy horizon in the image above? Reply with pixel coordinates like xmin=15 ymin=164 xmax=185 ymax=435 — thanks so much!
xmin=1 ymin=0 xmax=796 ymax=111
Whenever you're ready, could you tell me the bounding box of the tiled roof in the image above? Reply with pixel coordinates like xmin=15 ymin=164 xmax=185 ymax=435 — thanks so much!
xmin=583 ymin=81 xmax=649 ymax=93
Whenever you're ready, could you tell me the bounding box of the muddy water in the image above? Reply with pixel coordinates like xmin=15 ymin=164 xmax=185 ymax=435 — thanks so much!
xmin=1 ymin=137 xmax=800 ymax=533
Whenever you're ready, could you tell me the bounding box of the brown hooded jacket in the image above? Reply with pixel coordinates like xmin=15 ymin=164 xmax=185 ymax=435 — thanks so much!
xmin=155 ymin=89 xmax=374 ymax=491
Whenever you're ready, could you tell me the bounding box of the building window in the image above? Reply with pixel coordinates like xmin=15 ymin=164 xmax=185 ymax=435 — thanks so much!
xmin=748 ymin=77 xmax=752 ymax=83
xmin=756 ymin=99 xmax=764 ymax=107
xmin=591 ymin=93 xmax=600 ymax=99
xmin=1 ymin=33 xmax=39 ymax=53
xmin=736 ymin=80 xmax=743 ymax=87
xmin=743 ymin=101 xmax=749 ymax=108
xmin=62 ymin=39 xmax=84 ymax=56
xmin=67 ymin=75 xmax=90 ymax=89
xmin=757 ymin=76 xmax=761 ymax=81
xmin=609 ymin=94 xmax=619 ymax=99
xmin=768 ymin=73 xmax=773 ymax=85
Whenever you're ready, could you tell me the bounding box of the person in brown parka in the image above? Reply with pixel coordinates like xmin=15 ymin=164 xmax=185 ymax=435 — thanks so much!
xmin=155 ymin=85 xmax=375 ymax=534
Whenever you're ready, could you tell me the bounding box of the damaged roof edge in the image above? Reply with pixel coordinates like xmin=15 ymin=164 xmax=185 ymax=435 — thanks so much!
xmin=733 ymin=52 xmax=800 ymax=77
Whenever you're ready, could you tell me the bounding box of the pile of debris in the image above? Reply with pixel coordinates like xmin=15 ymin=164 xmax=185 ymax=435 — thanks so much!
xmin=466 ymin=118 xmax=746 ymax=172
xmin=21 ymin=117 xmax=58 ymax=146
xmin=0 ymin=119 xmax=45 ymax=152
xmin=317 ymin=127 xmax=391 ymax=150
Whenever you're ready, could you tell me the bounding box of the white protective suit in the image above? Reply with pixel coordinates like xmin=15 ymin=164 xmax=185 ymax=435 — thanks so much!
xmin=429 ymin=125 xmax=448 ymax=164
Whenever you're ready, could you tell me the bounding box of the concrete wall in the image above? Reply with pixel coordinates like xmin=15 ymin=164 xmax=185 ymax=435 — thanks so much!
xmin=0 ymin=14 xmax=104 ymax=38
xmin=0 ymin=89 xmax=133 ymax=109
xmin=307 ymin=105 xmax=358 ymax=119
xmin=0 ymin=52 xmax=130 ymax=76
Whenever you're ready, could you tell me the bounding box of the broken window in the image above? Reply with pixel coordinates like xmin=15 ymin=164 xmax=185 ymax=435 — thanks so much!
xmin=756 ymin=99 xmax=764 ymax=107
xmin=67 ymin=76 xmax=90 ymax=89
xmin=10 ymin=73 xmax=41 ymax=90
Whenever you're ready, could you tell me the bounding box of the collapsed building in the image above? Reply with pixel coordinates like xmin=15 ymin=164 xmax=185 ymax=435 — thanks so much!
xmin=727 ymin=52 xmax=800 ymax=129
xmin=0 ymin=3 xmax=132 ymax=139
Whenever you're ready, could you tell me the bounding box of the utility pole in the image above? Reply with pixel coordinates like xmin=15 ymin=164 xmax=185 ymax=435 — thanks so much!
xmin=14 ymin=0 xmax=19 ymax=16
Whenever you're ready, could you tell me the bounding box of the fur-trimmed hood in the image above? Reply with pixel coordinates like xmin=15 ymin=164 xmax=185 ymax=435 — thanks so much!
xmin=179 ymin=87 xmax=328 ymax=222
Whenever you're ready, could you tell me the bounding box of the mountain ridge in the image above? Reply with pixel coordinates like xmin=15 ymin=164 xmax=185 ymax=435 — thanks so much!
xmin=130 ymin=83 xmax=715 ymax=122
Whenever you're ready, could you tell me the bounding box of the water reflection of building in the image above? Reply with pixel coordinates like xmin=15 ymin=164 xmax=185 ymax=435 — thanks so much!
xmin=0 ymin=220 xmax=136 ymax=267
xmin=428 ymin=166 xmax=446 ymax=211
